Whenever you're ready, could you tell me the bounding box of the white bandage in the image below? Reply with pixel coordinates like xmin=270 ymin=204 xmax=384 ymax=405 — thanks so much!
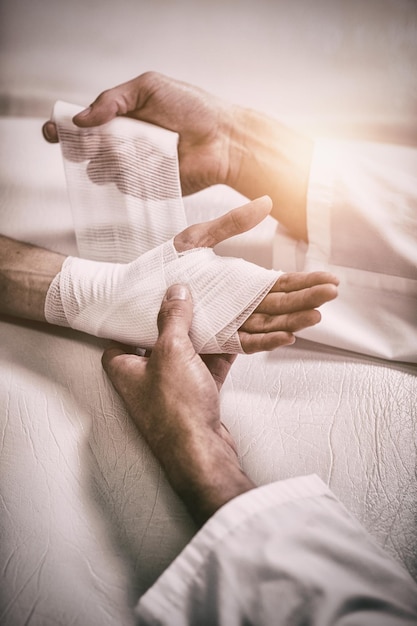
xmin=52 ymin=101 xmax=186 ymax=262
xmin=45 ymin=240 xmax=278 ymax=353
xmin=46 ymin=102 xmax=281 ymax=353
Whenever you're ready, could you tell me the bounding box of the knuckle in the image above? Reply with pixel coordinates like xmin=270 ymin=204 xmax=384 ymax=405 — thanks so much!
xmin=258 ymin=314 xmax=273 ymax=333
xmin=174 ymin=225 xmax=202 ymax=252
xmin=139 ymin=70 xmax=162 ymax=85
xmin=157 ymin=305 xmax=184 ymax=324
xmin=276 ymin=273 xmax=290 ymax=289
xmin=155 ymin=332 xmax=183 ymax=358
xmin=95 ymin=87 xmax=114 ymax=105
xmin=157 ymin=301 xmax=190 ymax=335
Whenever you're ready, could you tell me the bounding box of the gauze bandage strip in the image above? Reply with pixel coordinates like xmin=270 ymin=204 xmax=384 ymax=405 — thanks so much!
xmin=45 ymin=240 xmax=279 ymax=353
xmin=47 ymin=101 xmax=282 ymax=353
xmin=52 ymin=101 xmax=186 ymax=262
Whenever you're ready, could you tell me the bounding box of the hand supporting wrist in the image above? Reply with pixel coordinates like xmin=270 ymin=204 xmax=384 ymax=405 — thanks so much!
xmin=101 ymin=284 xmax=255 ymax=529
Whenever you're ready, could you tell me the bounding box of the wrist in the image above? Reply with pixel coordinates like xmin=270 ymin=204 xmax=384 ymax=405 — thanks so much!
xmin=0 ymin=235 xmax=65 ymax=322
xmin=44 ymin=256 xmax=122 ymax=332
xmin=225 ymin=106 xmax=313 ymax=241
xmin=209 ymin=101 xmax=242 ymax=190
xmin=159 ymin=427 xmax=255 ymax=527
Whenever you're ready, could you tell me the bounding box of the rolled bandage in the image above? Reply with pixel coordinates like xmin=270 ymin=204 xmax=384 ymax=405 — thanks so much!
xmin=45 ymin=239 xmax=279 ymax=353
xmin=48 ymin=101 xmax=282 ymax=353
xmin=52 ymin=100 xmax=186 ymax=262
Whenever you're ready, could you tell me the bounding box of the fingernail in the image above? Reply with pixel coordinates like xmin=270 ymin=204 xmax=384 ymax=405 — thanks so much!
xmin=165 ymin=284 xmax=189 ymax=301
xmin=74 ymin=106 xmax=92 ymax=119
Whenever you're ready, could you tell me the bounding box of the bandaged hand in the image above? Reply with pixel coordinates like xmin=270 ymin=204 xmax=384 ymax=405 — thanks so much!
xmin=45 ymin=197 xmax=338 ymax=354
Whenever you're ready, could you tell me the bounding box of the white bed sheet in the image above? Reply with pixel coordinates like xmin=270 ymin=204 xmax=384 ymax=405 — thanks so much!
xmin=1 ymin=118 xmax=416 ymax=626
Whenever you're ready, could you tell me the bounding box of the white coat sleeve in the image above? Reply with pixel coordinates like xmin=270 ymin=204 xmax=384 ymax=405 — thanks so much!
xmin=273 ymin=140 xmax=417 ymax=362
xmin=135 ymin=475 xmax=417 ymax=626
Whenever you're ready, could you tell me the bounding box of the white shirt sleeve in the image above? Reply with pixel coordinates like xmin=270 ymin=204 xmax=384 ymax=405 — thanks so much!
xmin=135 ymin=475 xmax=417 ymax=625
xmin=273 ymin=140 xmax=417 ymax=362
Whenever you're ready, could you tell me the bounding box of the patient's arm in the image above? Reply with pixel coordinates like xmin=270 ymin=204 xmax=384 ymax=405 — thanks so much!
xmin=0 ymin=199 xmax=338 ymax=352
xmin=0 ymin=235 xmax=64 ymax=321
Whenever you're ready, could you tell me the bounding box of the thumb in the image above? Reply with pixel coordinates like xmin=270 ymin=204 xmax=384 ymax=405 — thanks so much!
xmin=73 ymin=98 xmax=118 ymax=128
xmin=42 ymin=91 xmax=120 ymax=141
xmin=156 ymin=284 xmax=194 ymax=342
xmin=73 ymin=83 xmax=133 ymax=128
xmin=174 ymin=196 xmax=272 ymax=252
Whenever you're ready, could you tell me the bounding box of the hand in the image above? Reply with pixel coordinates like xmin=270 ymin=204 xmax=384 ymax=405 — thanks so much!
xmin=43 ymin=71 xmax=313 ymax=240
xmin=42 ymin=71 xmax=235 ymax=196
xmin=102 ymin=283 xmax=254 ymax=526
xmin=41 ymin=196 xmax=338 ymax=353
xmin=238 ymin=271 xmax=339 ymax=353
xmin=174 ymin=196 xmax=339 ymax=353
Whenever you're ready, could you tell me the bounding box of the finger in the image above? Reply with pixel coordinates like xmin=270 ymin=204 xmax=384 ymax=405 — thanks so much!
xmin=240 ymin=309 xmax=321 ymax=334
xmin=269 ymin=271 xmax=339 ymax=292
xmin=73 ymin=79 xmax=140 ymax=128
xmin=102 ymin=344 xmax=131 ymax=375
xmin=101 ymin=347 xmax=147 ymax=395
xmin=42 ymin=80 xmax=140 ymax=141
xmin=174 ymin=196 xmax=272 ymax=252
xmin=42 ymin=121 xmax=59 ymax=143
xmin=239 ymin=330 xmax=296 ymax=354
xmin=255 ymin=283 xmax=338 ymax=315
xmin=157 ymin=283 xmax=193 ymax=339
xmin=103 ymin=340 xmax=138 ymax=354
xmin=200 ymin=354 xmax=237 ymax=391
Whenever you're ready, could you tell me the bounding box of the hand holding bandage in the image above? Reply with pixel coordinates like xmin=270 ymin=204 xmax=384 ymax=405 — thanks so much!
xmin=45 ymin=197 xmax=338 ymax=354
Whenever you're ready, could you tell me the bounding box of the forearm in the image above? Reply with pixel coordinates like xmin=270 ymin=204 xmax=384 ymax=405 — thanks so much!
xmin=156 ymin=428 xmax=255 ymax=528
xmin=0 ymin=235 xmax=65 ymax=321
xmin=226 ymin=107 xmax=313 ymax=242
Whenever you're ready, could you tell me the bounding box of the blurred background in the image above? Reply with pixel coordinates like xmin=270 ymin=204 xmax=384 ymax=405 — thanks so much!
xmin=0 ymin=0 xmax=416 ymax=142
